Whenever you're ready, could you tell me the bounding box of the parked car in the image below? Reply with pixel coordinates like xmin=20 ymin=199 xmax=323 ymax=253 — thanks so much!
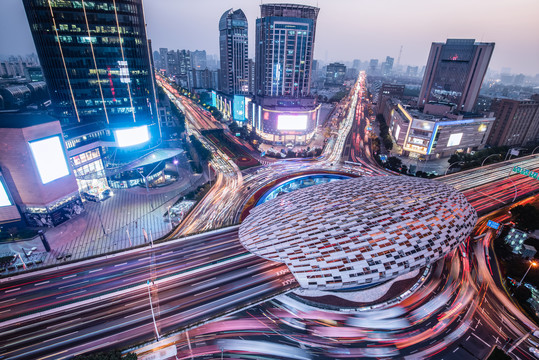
xmin=82 ymin=192 xmax=99 ymax=202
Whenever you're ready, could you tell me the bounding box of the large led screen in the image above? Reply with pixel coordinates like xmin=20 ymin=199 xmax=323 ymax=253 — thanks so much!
xmin=29 ymin=136 xmax=70 ymax=184
xmin=233 ymin=95 xmax=246 ymax=121
xmin=115 ymin=125 xmax=150 ymax=147
xmin=211 ymin=90 xmax=217 ymax=107
xmin=0 ymin=179 xmax=12 ymax=207
xmin=277 ymin=115 xmax=308 ymax=131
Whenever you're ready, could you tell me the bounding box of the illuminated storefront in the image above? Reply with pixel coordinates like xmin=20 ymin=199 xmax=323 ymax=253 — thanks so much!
xmin=69 ymin=148 xmax=108 ymax=194
xmin=249 ymin=97 xmax=320 ymax=145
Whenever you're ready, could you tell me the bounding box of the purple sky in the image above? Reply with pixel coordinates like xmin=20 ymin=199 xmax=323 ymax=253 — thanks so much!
xmin=1 ymin=0 xmax=538 ymax=75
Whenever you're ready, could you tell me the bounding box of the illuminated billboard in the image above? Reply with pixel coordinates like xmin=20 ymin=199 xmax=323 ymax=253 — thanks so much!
xmin=277 ymin=115 xmax=308 ymax=131
xmin=0 ymin=178 xmax=11 ymax=207
xmin=233 ymin=95 xmax=246 ymax=121
xmin=447 ymin=133 xmax=463 ymax=147
xmin=211 ymin=90 xmax=217 ymax=107
xmin=115 ymin=125 xmax=150 ymax=147
xmin=29 ymin=135 xmax=70 ymax=184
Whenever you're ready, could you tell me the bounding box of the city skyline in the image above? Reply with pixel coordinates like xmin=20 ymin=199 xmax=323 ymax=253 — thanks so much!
xmin=1 ymin=0 xmax=538 ymax=75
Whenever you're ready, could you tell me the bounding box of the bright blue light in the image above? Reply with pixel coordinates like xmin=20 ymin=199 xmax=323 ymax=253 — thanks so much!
xmin=115 ymin=125 xmax=150 ymax=147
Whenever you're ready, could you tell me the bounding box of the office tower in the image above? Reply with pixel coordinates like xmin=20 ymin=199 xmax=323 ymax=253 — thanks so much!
xmin=255 ymin=4 xmax=319 ymax=97
xmin=153 ymin=51 xmax=161 ymax=69
xmin=219 ymin=9 xmax=249 ymax=95
xmin=352 ymin=59 xmax=361 ymax=70
xmin=252 ymin=4 xmax=320 ymax=145
xmin=159 ymin=48 xmax=169 ymax=72
xmin=325 ymin=63 xmax=346 ymax=86
xmin=177 ymin=50 xmax=192 ymax=88
xmin=166 ymin=50 xmax=179 ymax=76
xmin=369 ymin=59 xmax=379 ymax=73
xmin=191 ymin=50 xmax=207 ymax=70
xmin=22 ymin=0 xmax=158 ymax=132
xmin=381 ymin=56 xmax=394 ymax=76
xmin=406 ymin=66 xmax=419 ymax=77
xmin=418 ymin=39 xmax=495 ymax=112
xmin=488 ymin=98 xmax=539 ymax=147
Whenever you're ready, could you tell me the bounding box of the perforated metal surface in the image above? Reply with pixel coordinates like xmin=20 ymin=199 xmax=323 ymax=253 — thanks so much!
xmin=239 ymin=176 xmax=477 ymax=290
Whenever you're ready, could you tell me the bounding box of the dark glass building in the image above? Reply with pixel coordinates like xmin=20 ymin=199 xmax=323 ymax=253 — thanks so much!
xmin=255 ymin=4 xmax=319 ymax=97
xmin=418 ymin=39 xmax=494 ymax=112
xmin=219 ymin=8 xmax=249 ymax=95
xmin=22 ymin=0 xmax=158 ymax=132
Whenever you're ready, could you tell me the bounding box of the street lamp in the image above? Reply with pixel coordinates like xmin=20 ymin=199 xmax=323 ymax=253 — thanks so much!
xmin=532 ymin=146 xmax=539 ymax=155
xmin=208 ymin=163 xmax=212 ymax=187
xmin=516 ymin=261 xmax=537 ymax=288
xmin=146 ymin=280 xmax=160 ymax=341
xmin=173 ymin=158 xmax=180 ymax=181
xmin=445 ymin=161 xmax=462 ymax=176
xmin=481 ymin=153 xmax=502 ymax=167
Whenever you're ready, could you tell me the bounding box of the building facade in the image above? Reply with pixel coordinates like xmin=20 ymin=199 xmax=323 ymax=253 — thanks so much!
xmin=325 ymin=63 xmax=346 ymax=87
xmin=23 ymin=0 xmax=159 ymax=134
xmin=255 ymin=4 xmax=318 ymax=97
xmin=383 ymin=99 xmax=495 ymax=160
xmin=0 ymin=114 xmax=83 ymax=228
xmin=219 ymin=8 xmax=249 ymax=95
xmin=488 ymin=98 xmax=539 ymax=147
xmin=252 ymin=4 xmax=320 ymax=145
xmin=418 ymin=39 xmax=495 ymax=112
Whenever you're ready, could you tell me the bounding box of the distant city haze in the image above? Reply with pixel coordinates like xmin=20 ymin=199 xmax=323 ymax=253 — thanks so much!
xmin=1 ymin=0 xmax=538 ymax=75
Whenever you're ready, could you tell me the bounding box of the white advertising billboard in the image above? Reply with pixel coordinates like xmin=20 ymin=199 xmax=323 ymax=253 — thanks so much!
xmin=115 ymin=125 xmax=150 ymax=147
xmin=447 ymin=133 xmax=463 ymax=147
xmin=29 ymin=136 xmax=70 ymax=184
xmin=0 ymin=180 xmax=11 ymax=207
xmin=277 ymin=115 xmax=308 ymax=131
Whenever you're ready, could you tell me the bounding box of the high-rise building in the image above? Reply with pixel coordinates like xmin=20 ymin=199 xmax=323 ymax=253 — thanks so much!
xmin=488 ymin=98 xmax=539 ymax=147
xmin=368 ymin=59 xmax=379 ymax=74
xmin=159 ymin=48 xmax=169 ymax=72
xmin=381 ymin=56 xmax=394 ymax=76
xmin=251 ymin=4 xmax=320 ymax=146
xmin=406 ymin=65 xmax=419 ymax=77
xmin=219 ymin=9 xmax=249 ymax=95
xmin=22 ymin=0 xmax=158 ymax=133
xmin=255 ymin=4 xmax=319 ymax=97
xmin=177 ymin=50 xmax=192 ymax=88
xmin=325 ymin=63 xmax=346 ymax=86
xmin=191 ymin=50 xmax=207 ymax=70
xmin=166 ymin=50 xmax=179 ymax=76
xmin=418 ymin=39 xmax=495 ymax=112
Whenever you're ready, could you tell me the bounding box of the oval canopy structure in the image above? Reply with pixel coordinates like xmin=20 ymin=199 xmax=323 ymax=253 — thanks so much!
xmin=239 ymin=176 xmax=477 ymax=290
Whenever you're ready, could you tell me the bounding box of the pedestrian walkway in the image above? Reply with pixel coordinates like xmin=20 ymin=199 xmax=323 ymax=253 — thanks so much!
xmin=0 ymin=172 xmax=207 ymax=275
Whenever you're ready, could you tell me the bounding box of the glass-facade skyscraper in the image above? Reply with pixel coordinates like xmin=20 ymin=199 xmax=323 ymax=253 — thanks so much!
xmin=255 ymin=4 xmax=319 ymax=98
xmin=22 ymin=0 xmax=158 ymax=131
xmin=249 ymin=4 xmax=320 ymax=146
xmin=219 ymin=8 xmax=249 ymax=95
xmin=418 ymin=39 xmax=494 ymax=112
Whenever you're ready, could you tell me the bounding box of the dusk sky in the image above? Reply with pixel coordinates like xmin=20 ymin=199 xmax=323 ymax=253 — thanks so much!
xmin=1 ymin=0 xmax=538 ymax=75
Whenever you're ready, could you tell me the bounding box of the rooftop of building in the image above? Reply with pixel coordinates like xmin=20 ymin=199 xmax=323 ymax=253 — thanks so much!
xmin=0 ymin=111 xmax=58 ymax=128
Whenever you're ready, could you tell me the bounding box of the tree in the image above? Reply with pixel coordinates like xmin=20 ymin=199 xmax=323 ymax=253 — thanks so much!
xmin=448 ymin=154 xmax=461 ymax=165
xmin=386 ymin=156 xmax=402 ymax=170
xmin=189 ymin=135 xmax=212 ymax=163
xmin=511 ymin=205 xmax=539 ymax=231
xmin=514 ymin=285 xmax=532 ymax=303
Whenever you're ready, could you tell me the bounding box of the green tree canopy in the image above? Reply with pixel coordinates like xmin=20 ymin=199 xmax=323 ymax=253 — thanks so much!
xmin=511 ymin=204 xmax=539 ymax=231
